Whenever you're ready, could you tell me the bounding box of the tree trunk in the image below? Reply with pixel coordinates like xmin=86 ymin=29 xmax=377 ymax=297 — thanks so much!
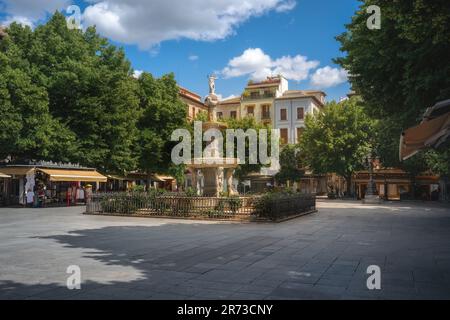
xmin=146 ymin=172 xmax=151 ymax=191
xmin=345 ymin=175 xmax=352 ymax=197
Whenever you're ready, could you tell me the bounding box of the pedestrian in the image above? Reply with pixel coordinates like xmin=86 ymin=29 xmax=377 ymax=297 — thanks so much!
xmin=26 ymin=189 xmax=34 ymax=208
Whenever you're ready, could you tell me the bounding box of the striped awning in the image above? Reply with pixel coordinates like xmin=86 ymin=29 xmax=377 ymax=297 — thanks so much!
xmin=37 ymin=169 xmax=107 ymax=182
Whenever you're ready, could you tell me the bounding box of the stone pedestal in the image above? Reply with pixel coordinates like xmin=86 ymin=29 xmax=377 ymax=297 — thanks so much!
xmin=363 ymin=194 xmax=381 ymax=204
xmin=202 ymin=167 xmax=221 ymax=197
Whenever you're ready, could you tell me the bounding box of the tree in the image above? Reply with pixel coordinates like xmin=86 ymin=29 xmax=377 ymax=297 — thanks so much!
xmin=335 ymin=0 xmax=450 ymax=179
xmin=275 ymin=144 xmax=305 ymax=186
xmin=136 ymin=72 xmax=187 ymax=184
xmin=1 ymin=13 xmax=140 ymax=173
xmin=336 ymin=0 xmax=450 ymax=125
xmin=299 ymin=98 xmax=375 ymax=195
xmin=225 ymin=117 xmax=273 ymax=180
xmin=0 ymin=34 xmax=76 ymax=162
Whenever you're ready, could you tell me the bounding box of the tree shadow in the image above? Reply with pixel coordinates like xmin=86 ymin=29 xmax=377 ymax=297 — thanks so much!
xmin=0 ymin=223 xmax=278 ymax=300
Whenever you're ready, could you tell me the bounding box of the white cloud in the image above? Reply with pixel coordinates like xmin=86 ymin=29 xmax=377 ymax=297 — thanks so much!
xmin=0 ymin=0 xmax=70 ymax=26
xmin=132 ymin=70 xmax=143 ymax=78
xmin=188 ymin=55 xmax=199 ymax=61
xmin=1 ymin=16 xmax=35 ymax=28
xmin=310 ymin=66 xmax=348 ymax=88
xmin=275 ymin=0 xmax=297 ymax=12
xmin=81 ymin=0 xmax=297 ymax=49
xmin=221 ymin=48 xmax=319 ymax=82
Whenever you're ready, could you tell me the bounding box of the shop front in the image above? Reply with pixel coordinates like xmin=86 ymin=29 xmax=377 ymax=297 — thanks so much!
xmin=0 ymin=163 xmax=107 ymax=206
xmin=0 ymin=172 xmax=11 ymax=206
xmin=353 ymin=168 xmax=440 ymax=201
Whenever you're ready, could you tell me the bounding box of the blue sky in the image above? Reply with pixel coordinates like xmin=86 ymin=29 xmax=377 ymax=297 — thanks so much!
xmin=0 ymin=0 xmax=361 ymax=101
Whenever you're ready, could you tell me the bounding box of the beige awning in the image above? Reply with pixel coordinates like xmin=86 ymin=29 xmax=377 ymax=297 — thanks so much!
xmin=0 ymin=172 xmax=11 ymax=178
xmin=154 ymin=174 xmax=175 ymax=181
xmin=0 ymin=167 xmax=35 ymax=176
xmin=37 ymin=169 xmax=107 ymax=182
xmin=400 ymin=112 xmax=450 ymax=161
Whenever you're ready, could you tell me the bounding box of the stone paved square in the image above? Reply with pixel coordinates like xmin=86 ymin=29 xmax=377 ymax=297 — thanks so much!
xmin=0 ymin=200 xmax=449 ymax=300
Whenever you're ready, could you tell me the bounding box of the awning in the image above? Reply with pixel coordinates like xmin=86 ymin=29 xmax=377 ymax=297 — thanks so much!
xmin=37 ymin=169 xmax=107 ymax=182
xmin=0 ymin=172 xmax=11 ymax=178
xmin=154 ymin=174 xmax=175 ymax=181
xmin=400 ymin=112 xmax=450 ymax=161
xmin=107 ymin=174 xmax=127 ymax=181
xmin=0 ymin=167 xmax=35 ymax=176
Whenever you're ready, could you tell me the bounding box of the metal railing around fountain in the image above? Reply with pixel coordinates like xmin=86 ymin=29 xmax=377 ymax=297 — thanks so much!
xmin=85 ymin=192 xmax=317 ymax=221
xmin=86 ymin=192 xmax=259 ymax=221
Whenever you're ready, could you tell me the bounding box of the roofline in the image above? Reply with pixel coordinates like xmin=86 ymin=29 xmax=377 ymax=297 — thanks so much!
xmin=275 ymin=95 xmax=324 ymax=107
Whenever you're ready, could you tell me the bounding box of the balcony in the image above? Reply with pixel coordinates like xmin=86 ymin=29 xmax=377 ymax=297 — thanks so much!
xmin=242 ymin=92 xmax=275 ymax=101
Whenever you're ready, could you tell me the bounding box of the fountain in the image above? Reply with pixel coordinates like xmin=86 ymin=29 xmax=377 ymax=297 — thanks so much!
xmin=187 ymin=75 xmax=239 ymax=197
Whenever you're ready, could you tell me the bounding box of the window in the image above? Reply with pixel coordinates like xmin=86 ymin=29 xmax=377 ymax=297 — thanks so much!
xmin=280 ymin=108 xmax=287 ymax=121
xmin=247 ymin=106 xmax=254 ymax=116
xmin=262 ymin=105 xmax=270 ymax=119
xmin=192 ymin=107 xmax=196 ymax=118
xmin=297 ymin=127 xmax=304 ymax=143
xmin=297 ymin=107 xmax=304 ymax=120
xmin=280 ymin=128 xmax=288 ymax=145
xmin=230 ymin=111 xmax=237 ymax=119
xmin=217 ymin=112 xmax=223 ymax=119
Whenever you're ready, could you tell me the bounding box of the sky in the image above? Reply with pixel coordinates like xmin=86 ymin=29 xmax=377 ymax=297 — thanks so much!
xmin=0 ymin=0 xmax=362 ymax=102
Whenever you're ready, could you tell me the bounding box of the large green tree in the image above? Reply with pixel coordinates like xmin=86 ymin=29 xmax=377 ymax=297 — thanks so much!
xmin=275 ymin=144 xmax=305 ymax=186
xmin=1 ymin=13 xmax=140 ymax=173
xmin=0 ymin=28 xmax=76 ymax=162
xmin=300 ymin=98 xmax=375 ymax=194
xmin=335 ymin=0 xmax=450 ymax=175
xmin=225 ymin=117 xmax=273 ymax=180
xmin=136 ymin=72 xmax=187 ymax=181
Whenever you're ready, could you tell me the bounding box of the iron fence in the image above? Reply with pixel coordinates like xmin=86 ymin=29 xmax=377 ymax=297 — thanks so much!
xmin=86 ymin=192 xmax=316 ymax=221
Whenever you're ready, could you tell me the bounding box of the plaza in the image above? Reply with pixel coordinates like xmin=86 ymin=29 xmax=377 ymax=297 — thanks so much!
xmin=0 ymin=200 xmax=449 ymax=300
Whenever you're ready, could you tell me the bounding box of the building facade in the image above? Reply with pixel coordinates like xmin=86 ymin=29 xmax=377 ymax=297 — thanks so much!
xmin=274 ymin=90 xmax=325 ymax=145
xmin=215 ymin=96 xmax=241 ymax=120
xmin=240 ymin=76 xmax=288 ymax=126
xmin=178 ymin=86 xmax=208 ymax=121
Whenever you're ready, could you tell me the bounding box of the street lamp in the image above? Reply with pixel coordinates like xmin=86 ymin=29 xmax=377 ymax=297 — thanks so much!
xmin=363 ymin=153 xmax=380 ymax=204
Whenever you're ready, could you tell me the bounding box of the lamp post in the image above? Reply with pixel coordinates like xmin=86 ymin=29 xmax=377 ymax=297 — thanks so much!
xmin=363 ymin=153 xmax=380 ymax=204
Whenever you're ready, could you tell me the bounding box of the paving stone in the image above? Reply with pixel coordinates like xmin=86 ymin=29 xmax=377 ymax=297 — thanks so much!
xmin=1 ymin=200 xmax=450 ymax=299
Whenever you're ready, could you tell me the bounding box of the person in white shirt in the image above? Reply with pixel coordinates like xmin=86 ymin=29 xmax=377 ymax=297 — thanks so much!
xmin=26 ymin=189 xmax=35 ymax=208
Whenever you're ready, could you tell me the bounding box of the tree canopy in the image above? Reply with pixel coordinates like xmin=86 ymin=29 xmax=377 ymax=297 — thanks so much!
xmin=275 ymin=144 xmax=305 ymax=185
xmin=0 ymin=12 xmax=188 ymax=176
xmin=335 ymin=0 xmax=450 ymax=176
xmin=299 ymin=98 xmax=375 ymax=194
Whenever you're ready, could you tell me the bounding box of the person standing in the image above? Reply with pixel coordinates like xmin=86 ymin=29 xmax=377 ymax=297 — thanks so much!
xmin=26 ymin=189 xmax=34 ymax=208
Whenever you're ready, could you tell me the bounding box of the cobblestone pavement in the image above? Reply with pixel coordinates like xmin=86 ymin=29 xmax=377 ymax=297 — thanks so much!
xmin=0 ymin=200 xmax=449 ymax=300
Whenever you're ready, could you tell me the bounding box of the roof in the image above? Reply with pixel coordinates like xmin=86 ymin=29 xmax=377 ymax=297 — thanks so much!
xmin=178 ymin=86 xmax=207 ymax=109
xmin=218 ymin=96 xmax=241 ymax=106
xmin=178 ymin=86 xmax=202 ymax=101
xmin=275 ymin=90 xmax=325 ymax=107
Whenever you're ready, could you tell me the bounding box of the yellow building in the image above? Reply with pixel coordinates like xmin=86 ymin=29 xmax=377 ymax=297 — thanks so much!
xmin=240 ymin=75 xmax=288 ymax=126
xmin=216 ymin=96 xmax=241 ymax=120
